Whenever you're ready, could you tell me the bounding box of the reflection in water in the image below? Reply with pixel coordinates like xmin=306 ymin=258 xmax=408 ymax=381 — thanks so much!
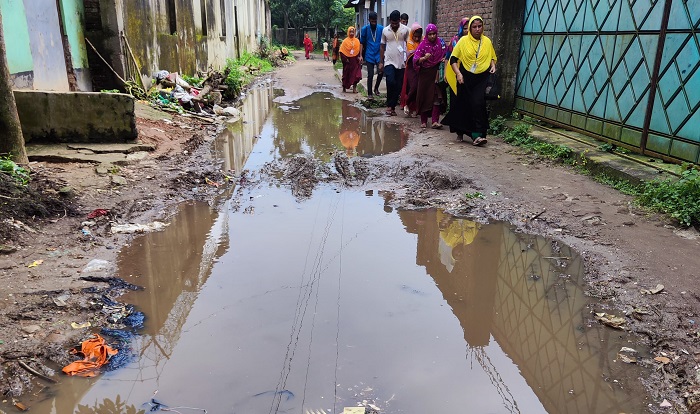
xmin=272 ymin=93 xmax=406 ymax=161
xmin=399 ymin=209 xmax=643 ymax=413
xmin=214 ymin=84 xmax=275 ymax=174
xmin=215 ymin=91 xmax=406 ymax=172
xmin=22 ymin=92 xmax=644 ymax=413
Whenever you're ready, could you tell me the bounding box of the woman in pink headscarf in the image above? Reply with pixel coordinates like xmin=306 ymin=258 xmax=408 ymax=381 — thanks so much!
xmin=413 ymin=23 xmax=446 ymax=129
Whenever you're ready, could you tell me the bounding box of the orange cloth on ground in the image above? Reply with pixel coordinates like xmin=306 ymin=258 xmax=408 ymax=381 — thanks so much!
xmin=62 ymin=334 xmax=117 ymax=377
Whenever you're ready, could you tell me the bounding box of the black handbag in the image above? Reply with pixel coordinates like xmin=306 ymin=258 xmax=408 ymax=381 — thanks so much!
xmin=485 ymin=72 xmax=500 ymax=100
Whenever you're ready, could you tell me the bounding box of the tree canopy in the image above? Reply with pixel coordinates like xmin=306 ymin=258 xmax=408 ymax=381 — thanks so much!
xmin=271 ymin=0 xmax=354 ymax=33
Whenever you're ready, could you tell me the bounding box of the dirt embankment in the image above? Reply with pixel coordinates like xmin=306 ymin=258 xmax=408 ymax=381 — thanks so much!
xmin=1 ymin=54 xmax=699 ymax=413
xmin=0 ymin=111 xmax=232 ymax=403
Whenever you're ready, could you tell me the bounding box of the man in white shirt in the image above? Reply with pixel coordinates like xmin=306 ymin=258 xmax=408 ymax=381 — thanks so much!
xmin=379 ymin=10 xmax=409 ymax=116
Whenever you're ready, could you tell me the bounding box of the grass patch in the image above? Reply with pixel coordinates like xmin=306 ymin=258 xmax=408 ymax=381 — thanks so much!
xmin=498 ymin=121 xmax=573 ymax=162
xmin=495 ymin=117 xmax=700 ymax=228
xmin=0 ymin=155 xmax=30 ymax=185
xmin=636 ymin=166 xmax=700 ymax=227
xmin=224 ymin=52 xmax=276 ymax=98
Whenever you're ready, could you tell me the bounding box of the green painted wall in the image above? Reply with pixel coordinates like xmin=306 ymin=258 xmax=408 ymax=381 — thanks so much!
xmin=59 ymin=0 xmax=88 ymax=69
xmin=0 ymin=0 xmax=33 ymax=73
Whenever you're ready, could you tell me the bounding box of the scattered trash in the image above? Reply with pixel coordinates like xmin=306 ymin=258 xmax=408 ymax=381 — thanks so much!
xmin=660 ymin=399 xmax=672 ymax=407
xmin=594 ymin=312 xmax=626 ymax=329
xmin=143 ymin=391 xmax=208 ymax=413
xmin=12 ymin=400 xmax=28 ymax=411
xmin=79 ymin=276 xmax=143 ymax=291
xmin=110 ymin=221 xmax=169 ymax=234
xmin=71 ymin=321 xmax=92 ymax=329
xmin=344 ymin=408 xmax=366 ymax=414
xmin=654 ymin=356 xmax=672 ymax=365
xmin=82 ymin=259 xmax=112 ymax=274
xmin=62 ymin=334 xmax=118 ymax=377
xmin=100 ymin=328 xmax=137 ymax=371
xmin=627 ymin=307 xmax=649 ymax=320
xmin=27 ymin=259 xmax=44 ymax=268
xmin=87 ymin=209 xmax=110 ymax=219
xmin=21 ymin=325 xmax=41 ymax=334
xmin=3 ymin=218 xmax=36 ymax=233
xmin=81 ymin=228 xmax=92 ymax=236
xmin=641 ymin=284 xmax=665 ymax=295
xmin=617 ymin=347 xmax=639 ymax=364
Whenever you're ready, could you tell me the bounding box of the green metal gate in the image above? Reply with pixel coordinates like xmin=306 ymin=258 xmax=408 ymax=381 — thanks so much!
xmin=515 ymin=0 xmax=700 ymax=164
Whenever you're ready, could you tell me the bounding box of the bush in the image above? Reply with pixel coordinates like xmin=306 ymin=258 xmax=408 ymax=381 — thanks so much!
xmin=637 ymin=166 xmax=700 ymax=227
xmin=0 ymin=155 xmax=30 ymax=185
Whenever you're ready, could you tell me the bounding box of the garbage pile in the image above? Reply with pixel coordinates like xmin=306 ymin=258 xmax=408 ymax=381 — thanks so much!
xmin=150 ymin=68 xmax=240 ymax=120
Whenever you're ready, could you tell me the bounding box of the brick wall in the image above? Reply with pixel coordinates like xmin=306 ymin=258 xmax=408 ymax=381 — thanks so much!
xmin=434 ymin=0 xmax=526 ymax=116
xmin=435 ymin=0 xmax=493 ymax=41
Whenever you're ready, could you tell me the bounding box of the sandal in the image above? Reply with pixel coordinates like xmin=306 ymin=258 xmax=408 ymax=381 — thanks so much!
xmin=431 ymin=123 xmax=443 ymax=129
xmin=385 ymin=109 xmax=397 ymax=116
xmin=473 ymin=137 xmax=488 ymax=146
xmin=420 ymin=123 xmax=427 ymax=129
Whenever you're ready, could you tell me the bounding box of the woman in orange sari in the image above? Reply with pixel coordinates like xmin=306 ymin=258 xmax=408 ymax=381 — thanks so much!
xmin=339 ymin=26 xmax=363 ymax=93
xmin=400 ymin=23 xmax=423 ymax=117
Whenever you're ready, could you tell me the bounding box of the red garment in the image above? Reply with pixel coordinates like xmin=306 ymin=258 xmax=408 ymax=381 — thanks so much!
xmin=400 ymin=51 xmax=419 ymax=112
xmin=303 ymin=35 xmax=313 ymax=59
xmin=341 ymin=55 xmax=362 ymax=89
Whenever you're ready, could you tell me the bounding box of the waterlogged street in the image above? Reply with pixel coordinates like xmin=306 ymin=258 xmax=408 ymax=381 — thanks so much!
xmin=24 ymin=83 xmax=647 ymax=413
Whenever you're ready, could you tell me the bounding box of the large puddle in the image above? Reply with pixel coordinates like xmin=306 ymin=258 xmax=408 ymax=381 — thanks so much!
xmin=21 ymin=87 xmax=645 ymax=413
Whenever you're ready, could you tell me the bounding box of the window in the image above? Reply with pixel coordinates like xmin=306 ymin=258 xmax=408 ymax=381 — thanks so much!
xmin=166 ymin=0 xmax=177 ymax=34
xmin=220 ymin=0 xmax=227 ymax=36
xmin=201 ymin=0 xmax=208 ymax=36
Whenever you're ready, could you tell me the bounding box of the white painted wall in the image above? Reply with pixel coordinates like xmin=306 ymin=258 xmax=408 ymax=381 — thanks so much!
xmin=381 ymin=0 xmax=431 ymax=27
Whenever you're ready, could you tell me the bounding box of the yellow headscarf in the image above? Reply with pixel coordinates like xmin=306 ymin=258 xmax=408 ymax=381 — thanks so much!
xmin=339 ymin=26 xmax=361 ymax=57
xmin=445 ymin=16 xmax=497 ymax=94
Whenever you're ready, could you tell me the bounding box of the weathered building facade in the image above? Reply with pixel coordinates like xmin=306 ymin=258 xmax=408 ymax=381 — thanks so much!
xmin=2 ymin=0 xmax=271 ymax=92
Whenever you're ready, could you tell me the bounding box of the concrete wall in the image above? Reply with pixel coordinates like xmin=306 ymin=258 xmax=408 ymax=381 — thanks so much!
xmin=1 ymin=0 xmax=91 ymax=91
xmin=95 ymin=0 xmax=270 ymax=89
xmin=383 ymin=0 xmax=431 ymax=26
xmin=435 ymin=0 xmax=526 ymax=116
xmin=14 ymin=91 xmax=137 ymax=143
xmin=60 ymin=0 xmax=91 ymax=91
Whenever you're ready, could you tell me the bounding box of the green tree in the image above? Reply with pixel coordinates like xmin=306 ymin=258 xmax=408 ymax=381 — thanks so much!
xmin=271 ymin=0 xmax=312 ymax=45
xmin=0 ymin=11 xmax=28 ymax=164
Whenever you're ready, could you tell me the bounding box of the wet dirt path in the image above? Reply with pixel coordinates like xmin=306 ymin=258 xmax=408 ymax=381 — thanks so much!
xmin=23 ymin=80 xmax=650 ymax=413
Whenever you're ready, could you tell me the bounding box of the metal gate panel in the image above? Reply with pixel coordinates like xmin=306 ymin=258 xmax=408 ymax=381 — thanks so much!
xmin=516 ymin=0 xmax=700 ymax=164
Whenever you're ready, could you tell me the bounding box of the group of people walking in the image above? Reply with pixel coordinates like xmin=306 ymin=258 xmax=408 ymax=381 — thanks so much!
xmin=335 ymin=12 xmax=498 ymax=146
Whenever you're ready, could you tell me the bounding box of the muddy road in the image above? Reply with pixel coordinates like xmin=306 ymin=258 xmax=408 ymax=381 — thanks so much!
xmin=0 ymin=52 xmax=698 ymax=413
xmin=276 ymin=55 xmax=700 ymax=413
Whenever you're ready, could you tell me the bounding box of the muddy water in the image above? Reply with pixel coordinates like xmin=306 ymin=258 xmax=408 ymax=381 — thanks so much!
xmin=32 ymin=89 xmax=646 ymax=413
xmin=214 ymin=90 xmax=407 ymax=170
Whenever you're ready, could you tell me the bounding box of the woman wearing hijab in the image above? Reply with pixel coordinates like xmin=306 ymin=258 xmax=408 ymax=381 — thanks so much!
xmin=332 ymin=33 xmax=340 ymax=65
xmin=441 ymin=16 xmax=497 ymax=146
xmin=339 ymin=26 xmax=363 ymax=93
xmin=303 ymin=33 xmax=313 ymax=59
xmin=448 ymin=17 xmax=469 ymax=59
xmin=400 ymin=23 xmax=423 ymax=117
xmin=413 ymin=24 xmax=446 ymax=129
xmin=440 ymin=17 xmax=469 ymax=105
